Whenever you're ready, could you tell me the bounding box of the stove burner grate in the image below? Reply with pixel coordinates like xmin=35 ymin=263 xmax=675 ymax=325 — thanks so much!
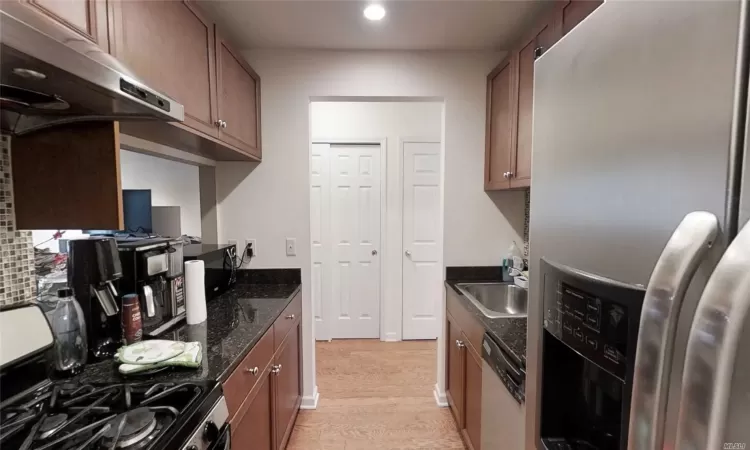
xmin=102 ymin=408 xmax=157 ymax=449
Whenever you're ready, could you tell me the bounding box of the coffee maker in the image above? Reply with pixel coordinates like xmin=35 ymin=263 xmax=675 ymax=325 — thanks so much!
xmin=117 ymin=238 xmax=172 ymax=336
xmin=67 ymin=237 xmax=123 ymax=360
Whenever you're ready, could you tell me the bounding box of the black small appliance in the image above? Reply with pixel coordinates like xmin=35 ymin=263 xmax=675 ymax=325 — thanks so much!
xmin=117 ymin=238 xmax=171 ymax=336
xmin=183 ymin=244 xmax=237 ymax=302
xmin=538 ymin=258 xmax=645 ymax=450
xmin=67 ymin=237 xmax=123 ymax=360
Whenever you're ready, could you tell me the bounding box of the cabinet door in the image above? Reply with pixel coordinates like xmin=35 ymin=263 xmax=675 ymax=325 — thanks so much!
xmin=17 ymin=0 xmax=108 ymax=50
xmin=446 ymin=316 xmax=465 ymax=427
xmin=108 ymin=0 xmax=218 ymax=138
xmin=512 ymin=20 xmax=555 ymax=189
xmin=231 ymin=370 xmax=274 ymax=450
xmin=485 ymin=57 xmax=516 ymax=190
xmin=274 ymin=322 xmax=301 ymax=450
xmin=463 ymin=339 xmax=482 ymax=450
xmin=216 ymin=30 xmax=262 ymax=158
xmin=560 ymin=0 xmax=603 ymax=36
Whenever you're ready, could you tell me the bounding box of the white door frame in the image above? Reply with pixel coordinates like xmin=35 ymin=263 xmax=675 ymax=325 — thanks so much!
xmin=399 ymin=137 xmax=443 ymax=340
xmin=311 ymin=138 xmax=387 ymax=341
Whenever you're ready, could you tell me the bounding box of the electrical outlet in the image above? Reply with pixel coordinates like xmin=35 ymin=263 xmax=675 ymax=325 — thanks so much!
xmin=286 ymin=238 xmax=296 ymax=256
xmin=245 ymin=239 xmax=256 ymax=257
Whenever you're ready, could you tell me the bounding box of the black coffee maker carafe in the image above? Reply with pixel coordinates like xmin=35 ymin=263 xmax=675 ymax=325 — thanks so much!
xmin=67 ymin=237 xmax=123 ymax=360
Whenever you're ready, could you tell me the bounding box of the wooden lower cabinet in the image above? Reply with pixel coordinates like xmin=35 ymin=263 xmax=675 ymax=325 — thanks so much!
xmin=226 ymin=293 xmax=303 ymax=449
xmin=274 ymin=323 xmax=302 ymax=450
xmin=446 ymin=311 xmax=483 ymax=450
xmin=446 ymin=316 xmax=465 ymax=427
xmin=232 ymin=369 xmax=274 ymax=450
xmin=463 ymin=340 xmax=482 ymax=450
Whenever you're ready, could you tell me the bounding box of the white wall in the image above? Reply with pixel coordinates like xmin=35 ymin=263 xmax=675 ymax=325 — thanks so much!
xmin=119 ymin=150 xmax=202 ymax=237
xmin=33 ymin=150 xmax=202 ymax=252
xmin=311 ymin=101 xmax=443 ymax=342
xmin=216 ymin=50 xmax=526 ymax=406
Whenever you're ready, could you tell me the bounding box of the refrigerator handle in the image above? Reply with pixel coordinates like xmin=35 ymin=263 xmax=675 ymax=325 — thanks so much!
xmin=627 ymin=211 xmax=719 ymax=450
xmin=675 ymin=220 xmax=750 ymax=450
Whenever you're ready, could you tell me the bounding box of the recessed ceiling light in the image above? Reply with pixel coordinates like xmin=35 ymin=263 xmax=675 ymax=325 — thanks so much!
xmin=364 ymin=4 xmax=386 ymax=21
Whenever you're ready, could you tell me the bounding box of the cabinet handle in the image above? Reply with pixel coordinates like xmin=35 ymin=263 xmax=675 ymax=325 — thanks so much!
xmin=508 ymin=171 xmax=514 ymax=178
xmin=223 ymin=120 xmax=228 ymax=129
xmin=534 ymin=46 xmax=544 ymax=59
xmin=244 ymin=366 xmax=259 ymax=375
xmin=271 ymin=364 xmax=282 ymax=374
xmin=285 ymin=314 xmax=295 ymax=320
xmin=215 ymin=119 xmax=222 ymax=128
xmin=456 ymin=340 xmax=465 ymax=349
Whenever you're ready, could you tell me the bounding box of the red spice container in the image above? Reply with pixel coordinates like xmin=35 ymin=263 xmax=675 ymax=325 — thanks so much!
xmin=121 ymin=294 xmax=143 ymax=345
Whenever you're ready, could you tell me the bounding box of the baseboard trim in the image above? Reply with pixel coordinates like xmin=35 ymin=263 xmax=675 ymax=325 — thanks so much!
xmin=433 ymin=383 xmax=448 ymax=407
xmin=300 ymin=386 xmax=320 ymax=409
xmin=383 ymin=331 xmax=399 ymax=342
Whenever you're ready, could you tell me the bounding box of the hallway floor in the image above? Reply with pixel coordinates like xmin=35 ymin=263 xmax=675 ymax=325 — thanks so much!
xmin=287 ymin=340 xmax=464 ymax=450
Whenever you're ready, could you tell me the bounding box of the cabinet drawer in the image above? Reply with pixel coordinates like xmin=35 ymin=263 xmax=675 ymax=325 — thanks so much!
xmin=224 ymin=327 xmax=274 ymax=419
xmin=274 ymin=293 xmax=302 ymax=350
xmin=446 ymin=288 xmax=484 ymax=355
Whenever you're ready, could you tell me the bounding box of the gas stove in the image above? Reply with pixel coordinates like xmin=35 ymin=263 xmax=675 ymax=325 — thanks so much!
xmin=0 ymin=380 xmax=226 ymax=450
xmin=0 ymin=304 xmax=229 ymax=450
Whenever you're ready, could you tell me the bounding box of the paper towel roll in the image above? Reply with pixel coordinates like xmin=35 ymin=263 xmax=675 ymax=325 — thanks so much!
xmin=185 ymin=260 xmax=207 ymax=325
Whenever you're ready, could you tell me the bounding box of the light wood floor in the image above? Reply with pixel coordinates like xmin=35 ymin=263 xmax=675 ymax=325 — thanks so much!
xmin=287 ymin=340 xmax=465 ymax=450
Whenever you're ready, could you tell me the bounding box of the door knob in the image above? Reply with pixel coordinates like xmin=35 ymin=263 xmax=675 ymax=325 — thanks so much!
xmin=285 ymin=314 xmax=295 ymax=320
xmin=271 ymin=364 xmax=282 ymax=374
xmin=456 ymin=340 xmax=465 ymax=349
xmin=405 ymin=250 xmax=412 ymax=257
xmin=221 ymin=120 xmax=227 ymax=129
xmin=244 ymin=366 xmax=258 ymax=375
xmin=372 ymin=249 xmax=378 ymax=256
xmin=215 ymin=119 xmax=222 ymax=128
xmin=502 ymin=172 xmax=509 ymax=178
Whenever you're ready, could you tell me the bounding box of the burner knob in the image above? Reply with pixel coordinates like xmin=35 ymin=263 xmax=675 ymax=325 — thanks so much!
xmin=203 ymin=420 xmax=220 ymax=442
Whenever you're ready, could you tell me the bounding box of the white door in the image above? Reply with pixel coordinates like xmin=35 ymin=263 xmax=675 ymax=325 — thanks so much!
xmin=311 ymin=143 xmax=332 ymax=340
xmin=329 ymin=144 xmax=381 ymax=339
xmin=402 ymin=141 xmax=441 ymax=340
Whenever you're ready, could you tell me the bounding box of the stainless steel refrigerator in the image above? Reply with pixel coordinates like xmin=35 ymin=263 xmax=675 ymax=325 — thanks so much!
xmin=529 ymin=1 xmax=750 ymax=449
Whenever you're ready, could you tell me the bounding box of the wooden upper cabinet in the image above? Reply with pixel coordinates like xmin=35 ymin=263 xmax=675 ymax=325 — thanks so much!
xmin=485 ymin=57 xmax=516 ymax=190
xmin=16 ymin=0 xmax=109 ymax=50
xmin=512 ymin=20 xmax=556 ymax=189
xmin=216 ymin=29 xmax=262 ymax=158
xmin=108 ymin=0 xmax=219 ymax=138
xmin=560 ymin=0 xmax=603 ymax=36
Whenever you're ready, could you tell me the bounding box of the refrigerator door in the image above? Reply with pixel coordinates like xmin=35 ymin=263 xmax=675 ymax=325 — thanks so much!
xmin=675 ymin=221 xmax=750 ymax=450
xmin=528 ymin=1 xmax=742 ymax=449
xmin=628 ymin=212 xmax=719 ymax=450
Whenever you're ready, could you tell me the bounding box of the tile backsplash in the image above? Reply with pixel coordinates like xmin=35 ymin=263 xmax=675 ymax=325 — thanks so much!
xmin=0 ymin=135 xmax=36 ymax=306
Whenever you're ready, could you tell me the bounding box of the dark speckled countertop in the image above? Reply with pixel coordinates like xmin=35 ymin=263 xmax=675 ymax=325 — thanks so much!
xmin=73 ymin=275 xmax=300 ymax=385
xmin=446 ymin=266 xmax=527 ymax=371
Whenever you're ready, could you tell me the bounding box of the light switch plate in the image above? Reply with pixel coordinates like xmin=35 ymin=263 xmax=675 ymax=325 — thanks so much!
xmin=286 ymin=238 xmax=296 ymax=256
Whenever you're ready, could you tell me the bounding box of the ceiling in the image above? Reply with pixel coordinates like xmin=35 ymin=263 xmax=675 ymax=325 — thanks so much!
xmin=197 ymin=0 xmax=553 ymax=51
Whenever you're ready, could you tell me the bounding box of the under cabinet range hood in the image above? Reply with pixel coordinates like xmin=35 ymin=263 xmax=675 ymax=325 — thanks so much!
xmin=0 ymin=9 xmax=184 ymax=136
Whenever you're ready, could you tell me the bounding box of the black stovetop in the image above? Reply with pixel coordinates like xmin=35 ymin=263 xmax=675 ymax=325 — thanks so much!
xmin=0 ymin=378 xmax=219 ymax=450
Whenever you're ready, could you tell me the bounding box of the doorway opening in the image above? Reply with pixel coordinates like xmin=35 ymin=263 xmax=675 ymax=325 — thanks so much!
xmin=309 ymin=100 xmax=444 ymax=342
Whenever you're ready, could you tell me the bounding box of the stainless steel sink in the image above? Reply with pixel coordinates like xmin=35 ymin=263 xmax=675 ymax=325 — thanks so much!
xmin=455 ymin=282 xmax=528 ymax=319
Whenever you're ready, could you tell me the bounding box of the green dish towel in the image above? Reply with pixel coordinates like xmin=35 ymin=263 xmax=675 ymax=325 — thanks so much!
xmin=118 ymin=341 xmax=203 ymax=375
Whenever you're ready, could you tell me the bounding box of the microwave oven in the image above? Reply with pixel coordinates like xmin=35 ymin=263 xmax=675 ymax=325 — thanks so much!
xmin=183 ymin=244 xmax=237 ymax=301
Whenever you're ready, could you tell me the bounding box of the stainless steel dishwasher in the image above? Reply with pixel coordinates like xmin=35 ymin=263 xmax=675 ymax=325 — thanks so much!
xmin=481 ymin=333 xmax=525 ymax=449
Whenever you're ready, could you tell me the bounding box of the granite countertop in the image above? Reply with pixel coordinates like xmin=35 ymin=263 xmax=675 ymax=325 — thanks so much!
xmin=74 ymin=282 xmax=300 ymax=385
xmin=445 ymin=266 xmax=527 ymax=371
